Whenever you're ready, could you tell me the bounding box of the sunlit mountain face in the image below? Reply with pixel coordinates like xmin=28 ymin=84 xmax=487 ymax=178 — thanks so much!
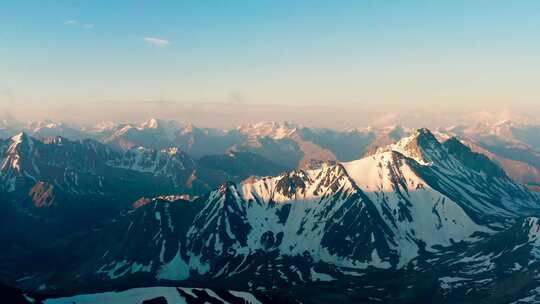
xmin=2 ymin=119 xmax=540 ymax=304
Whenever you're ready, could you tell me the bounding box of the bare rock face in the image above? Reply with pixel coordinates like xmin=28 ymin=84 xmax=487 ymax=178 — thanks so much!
xmin=28 ymin=181 xmax=57 ymax=208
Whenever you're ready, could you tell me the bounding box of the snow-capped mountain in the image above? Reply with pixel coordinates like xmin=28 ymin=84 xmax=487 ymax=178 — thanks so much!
xmin=99 ymin=118 xmax=245 ymax=157
xmin=451 ymin=136 xmax=540 ymax=191
xmin=0 ymin=132 xmax=115 ymax=196
xmin=101 ymin=118 xmax=183 ymax=150
xmin=235 ymin=122 xmax=415 ymax=169
xmin=109 ymin=146 xmax=198 ymax=186
xmin=3 ymin=119 xmax=539 ymax=196
xmin=13 ymin=128 xmax=540 ymax=304
xmin=446 ymin=120 xmax=540 ymax=158
xmin=81 ymin=121 xmax=119 ymax=137
xmin=0 ymin=133 xmax=283 ymax=253
xmin=0 ymin=119 xmax=87 ymax=140
xmin=6 ymin=118 xmax=540 ymax=193
xmin=101 ymin=119 xmax=400 ymax=169
xmin=236 ymin=121 xmax=357 ymax=168
xmin=107 ymin=146 xmax=274 ymax=194
xmin=24 ymin=120 xmax=85 ymax=140
xmin=444 ymin=122 xmax=540 ymax=190
xmin=237 ymin=121 xmax=300 ymax=140
xmin=0 ymin=118 xmax=540 ymax=180
xmin=388 ymin=129 xmax=539 ymax=220
xmin=5 ymin=120 xmax=540 ymax=302
xmin=446 ymin=120 xmax=540 ymax=149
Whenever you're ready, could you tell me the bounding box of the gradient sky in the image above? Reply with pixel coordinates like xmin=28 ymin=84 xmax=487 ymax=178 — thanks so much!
xmin=1 ymin=1 xmax=539 ymax=125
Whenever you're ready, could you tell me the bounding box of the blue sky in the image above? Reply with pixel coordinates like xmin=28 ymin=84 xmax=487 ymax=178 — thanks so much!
xmin=1 ymin=1 xmax=539 ymax=123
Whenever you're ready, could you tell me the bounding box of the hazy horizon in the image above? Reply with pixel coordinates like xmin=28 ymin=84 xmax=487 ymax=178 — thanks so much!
xmin=1 ymin=102 xmax=538 ymax=130
xmin=2 ymin=1 xmax=540 ymax=128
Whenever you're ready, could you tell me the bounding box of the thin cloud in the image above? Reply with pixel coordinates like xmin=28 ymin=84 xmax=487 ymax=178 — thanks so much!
xmin=144 ymin=37 xmax=171 ymax=47
xmin=64 ymin=20 xmax=93 ymax=30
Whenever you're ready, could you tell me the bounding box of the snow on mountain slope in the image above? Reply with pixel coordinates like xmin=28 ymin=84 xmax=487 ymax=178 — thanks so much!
xmin=0 ymin=134 xmax=223 ymax=243
xmin=236 ymin=121 xmax=337 ymax=168
xmin=10 ymin=128 xmax=540 ymax=302
xmin=1 ymin=133 xmax=39 ymax=191
xmin=27 ymin=120 xmax=64 ymax=133
xmin=186 ymin=164 xmax=399 ymax=270
xmin=446 ymin=120 xmax=540 ymax=149
xmin=382 ymin=129 xmax=540 ymax=222
xmin=0 ymin=133 xmax=117 ymax=195
xmin=82 ymin=121 xmax=119 ymax=137
xmin=101 ymin=119 xmax=185 ymax=151
xmin=65 ymin=165 xmax=397 ymax=290
xmin=43 ymin=286 xmax=266 ymax=304
xmin=110 ymin=147 xmax=195 ymax=179
xmin=137 ymin=118 xmax=183 ymax=141
xmin=445 ymin=122 xmax=540 ymax=178
xmin=237 ymin=121 xmax=299 ymax=140
xmin=342 ymin=151 xmax=488 ymax=266
xmin=25 ymin=120 xmax=86 ymax=140
xmin=39 ymin=129 xmax=538 ymax=290
xmin=108 ymin=147 xmax=282 ymax=193
xmin=182 ymin=130 xmax=516 ymax=273
xmin=100 ymin=119 xmax=246 ymax=156
xmin=449 ymin=136 xmax=540 ymax=190
xmin=418 ymin=216 xmax=540 ymax=298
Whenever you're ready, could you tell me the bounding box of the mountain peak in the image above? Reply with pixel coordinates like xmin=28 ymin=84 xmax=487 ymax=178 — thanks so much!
xmin=139 ymin=118 xmax=161 ymax=129
xmin=411 ymin=127 xmax=437 ymax=140
xmin=384 ymin=128 xmax=441 ymax=164
xmin=10 ymin=131 xmax=29 ymax=144
xmin=8 ymin=132 xmax=36 ymax=152
xmin=27 ymin=119 xmax=65 ymax=132
xmin=237 ymin=121 xmax=300 ymax=139
xmin=218 ymin=181 xmax=237 ymax=194
xmin=136 ymin=118 xmax=183 ymax=141
xmin=2 ymin=132 xmax=35 ymax=180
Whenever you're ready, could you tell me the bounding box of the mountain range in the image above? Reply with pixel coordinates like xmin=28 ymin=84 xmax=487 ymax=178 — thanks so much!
xmin=2 ymin=120 xmax=540 ymax=303
xmin=2 ymin=117 xmax=540 ymax=190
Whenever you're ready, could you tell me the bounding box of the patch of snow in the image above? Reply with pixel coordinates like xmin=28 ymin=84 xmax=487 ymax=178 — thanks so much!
xmin=310 ymin=267 xmax=336 ymax=282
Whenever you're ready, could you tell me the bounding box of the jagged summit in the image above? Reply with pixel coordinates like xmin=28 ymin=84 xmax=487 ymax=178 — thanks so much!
xmin=372 ymin=127 xmax=442 ymax=164
xmin=6 ymin=132 xmax=34 ymax=156
xmin=10 ymin=131 xmax=29 ymax=144
xmin=395 ymin=127 xmax=440 ymax=148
